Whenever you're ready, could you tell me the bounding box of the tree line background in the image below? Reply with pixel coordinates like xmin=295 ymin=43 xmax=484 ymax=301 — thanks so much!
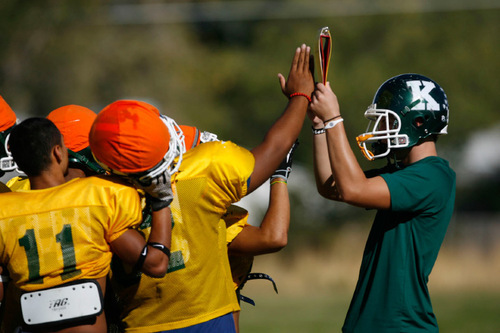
xmin=2 ymin=0 xmax=498 ymax=217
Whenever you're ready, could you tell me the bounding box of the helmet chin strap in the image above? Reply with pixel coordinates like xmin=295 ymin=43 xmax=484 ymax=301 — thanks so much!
xmin=386 ymin=151 xmax=404 ymax=170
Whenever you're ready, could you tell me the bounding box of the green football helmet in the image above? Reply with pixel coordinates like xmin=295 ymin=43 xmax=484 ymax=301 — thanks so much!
xmin=356 ymin=73 xmax=449 ymax=161
xmin=68 ymin=146 xmax=106 ymax=175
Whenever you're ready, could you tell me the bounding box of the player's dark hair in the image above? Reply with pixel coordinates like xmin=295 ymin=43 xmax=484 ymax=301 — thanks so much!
xmin=9 ymin=117 xmax=63 ymax=176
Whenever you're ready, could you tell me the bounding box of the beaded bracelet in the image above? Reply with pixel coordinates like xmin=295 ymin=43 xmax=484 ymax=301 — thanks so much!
xmin=289 ymin=92 xmax=312 ymax=103
xmin=311 ymin=126 xmax=326 ymax=135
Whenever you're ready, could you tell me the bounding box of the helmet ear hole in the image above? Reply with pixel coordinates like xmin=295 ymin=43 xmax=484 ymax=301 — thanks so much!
xmin=414 ymin=116 xmax=425 ymax=127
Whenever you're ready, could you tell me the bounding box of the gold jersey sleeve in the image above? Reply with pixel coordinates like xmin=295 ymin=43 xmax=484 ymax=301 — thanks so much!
xmin=0 ymin=176 xmax=142 ymax=291
xmin=223 ymin=205 xmax=254 ymax=290
xmin=5 ymin=175 xmax=31 ymax=191
xmin=224 ymin=204 xmax=250 ymax=245
xmin=112 ymin=141 xmax=255 ymax=332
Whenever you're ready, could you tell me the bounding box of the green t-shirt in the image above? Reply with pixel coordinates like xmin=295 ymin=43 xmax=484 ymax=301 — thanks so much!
xmin=343 ymin=157 xmax=456 ymax=333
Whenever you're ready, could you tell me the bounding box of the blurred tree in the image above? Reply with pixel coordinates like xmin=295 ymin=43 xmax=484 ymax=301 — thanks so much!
xmin=0 ymin=1 xmax=498 ymax=217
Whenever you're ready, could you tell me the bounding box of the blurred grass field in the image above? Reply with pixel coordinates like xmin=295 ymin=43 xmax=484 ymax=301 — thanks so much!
xmin=238 ymin=223 xmax=500 ymax=333
xmin=239 ymin=290 xmax=500 ymax=333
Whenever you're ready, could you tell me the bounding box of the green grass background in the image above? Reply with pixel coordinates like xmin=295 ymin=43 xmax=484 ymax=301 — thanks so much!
xmin=239 ymin=291 xmax=500 ymax=333
xmin=237 ymin=224 xmax=500 ymax=333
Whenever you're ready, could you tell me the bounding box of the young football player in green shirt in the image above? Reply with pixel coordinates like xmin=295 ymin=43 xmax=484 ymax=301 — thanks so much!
xmin=309 ymin=74 xmax=456 ymax=332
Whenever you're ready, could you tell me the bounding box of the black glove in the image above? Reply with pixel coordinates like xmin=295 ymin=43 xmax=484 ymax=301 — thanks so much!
xmin=270 ymin=139 xmax=299 ymax=182
xmin=131 ymin=171 xmax=173 ymax=211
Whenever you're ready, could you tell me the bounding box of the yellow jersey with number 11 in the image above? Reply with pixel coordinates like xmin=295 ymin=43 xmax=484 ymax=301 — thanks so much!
xmin=0 ymin=176 xmax=143 ymax=291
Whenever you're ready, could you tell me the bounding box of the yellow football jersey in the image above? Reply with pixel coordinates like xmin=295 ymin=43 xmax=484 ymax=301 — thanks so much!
xmin=6 ymin=176 xmax=30 ymax=191
xmin=224 ymin=205 xmax=250 ymax=244
xmin=223 ymin=205 xmax=254 ymax=290
xmin=111 ymin=141 xmax=255 ymax=332
xmin=0 ymin=176 xmax=143 ymax=291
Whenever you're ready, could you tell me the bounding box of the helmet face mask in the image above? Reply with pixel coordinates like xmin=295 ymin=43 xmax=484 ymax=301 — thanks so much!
xmin=356 ymin=73 xmax=449 ymax=161
xmin=357 ymin=106 xmax=410 ymax=160
xmin=138 ymin=114 xmax=186 ymax=182
xmin=1 ymin=131 xmax=20 ymax=175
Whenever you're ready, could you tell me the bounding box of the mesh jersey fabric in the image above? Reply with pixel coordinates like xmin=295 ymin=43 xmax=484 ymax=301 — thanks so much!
xmin=223 ymin=205 xmax=254 ymax=290
xmin=224 ymin=205 xmax=250 ymax=244
xmin=343 ymin=156 xmax=456 ymax=333
xmin=110 ymin=140 xmax=255 ymax=332
xmin=0 ymin=176 xmax=143 ymax=291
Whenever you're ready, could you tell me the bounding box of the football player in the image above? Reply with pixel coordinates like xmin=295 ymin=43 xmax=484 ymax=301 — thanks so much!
xmin=179 ymin=126 xmax=296 ymax=332
xmin=0 ymin=117 xmax=172 ymax=332
xmin=309 ymin=74 xmax=456 ymax=332
xmin=91 ymin=44 xmax=314 ymax=332
xmin=6 ymin=104 xmax=105 ymax=191
xmin=226 ymin=141 xmax=298 ymax=333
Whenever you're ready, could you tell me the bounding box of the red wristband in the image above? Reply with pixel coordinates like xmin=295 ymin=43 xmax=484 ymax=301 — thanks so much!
xmin=289 ymin=92 xmax=312 ymax=103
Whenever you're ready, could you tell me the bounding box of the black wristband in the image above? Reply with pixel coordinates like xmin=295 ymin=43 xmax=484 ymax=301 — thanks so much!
xmin=323 ymin=114 xmax=342 ymax=124
xmin=134 ymin=244 xmax=148 ymax=271
xmin=147 ymin=242 xmax=171 ymax=257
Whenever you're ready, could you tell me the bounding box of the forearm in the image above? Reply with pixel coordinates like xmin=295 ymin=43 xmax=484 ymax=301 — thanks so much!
xmin=312 ymin=128 xmax=339 ymax=199
xmin=324 ymin=122 xmax=368 ymax=204
xmin=310 ymin=82 xmax=391 ymax=209
xmin=110 ymin=207 xmax=171 ymax=278
xmin=229 ymin=180 xmax=290 ymax=256
xmin=142 ymin=206 xmax=171 ymax=276
xmin=259 ymin=180 xmax=290 ymax=250
xmin=249 ymin=97 xmax=309 ymax=192
xmin=249 ymin=44 xmax=314 ymax=193
xmin=147 ymin=207 xmax=172 ymax=249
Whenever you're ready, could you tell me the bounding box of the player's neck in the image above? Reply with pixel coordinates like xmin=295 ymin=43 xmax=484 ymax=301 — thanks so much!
xmin=65 ymin=167 xmax=86 ymax=182
xmin=404 ymin=140 xmax=437 ymax=165
xmin=29 ymin=168 xmax=67 ymax=190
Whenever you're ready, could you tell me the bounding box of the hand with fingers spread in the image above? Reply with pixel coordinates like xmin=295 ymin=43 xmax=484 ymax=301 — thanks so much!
xmin=278 ymin=44 xmax=315 ymax=101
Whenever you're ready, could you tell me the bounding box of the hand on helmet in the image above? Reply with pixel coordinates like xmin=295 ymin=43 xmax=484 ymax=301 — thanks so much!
xmin=270 ymin=139 xmax=299 ymax=182
xmin=131 ymin=171 xmax=173 ymax=211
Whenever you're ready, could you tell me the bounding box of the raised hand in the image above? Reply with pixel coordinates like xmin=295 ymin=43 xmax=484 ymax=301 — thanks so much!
xmin=278 ymin=44 xmax=315 ymax=98
xmin=310 ymin=82 xmax=340 ymax=122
